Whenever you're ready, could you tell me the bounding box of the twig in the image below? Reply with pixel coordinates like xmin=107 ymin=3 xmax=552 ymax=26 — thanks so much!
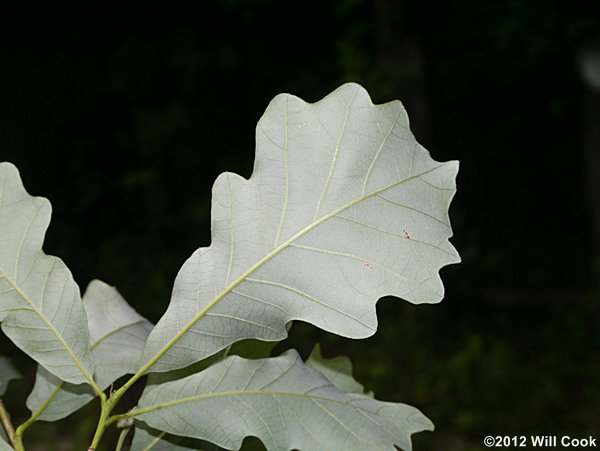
xmin=0 ymin=399 xmax=16 ymax=447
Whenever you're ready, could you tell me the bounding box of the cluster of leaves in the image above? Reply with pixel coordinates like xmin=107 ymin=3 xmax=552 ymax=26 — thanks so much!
xmin=0 ymin=83 xmax=459 ymax=450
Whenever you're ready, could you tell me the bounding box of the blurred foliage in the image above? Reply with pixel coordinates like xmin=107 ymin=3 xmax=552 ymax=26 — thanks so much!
xmin=1 ymin=0 xmax=600 ymax=449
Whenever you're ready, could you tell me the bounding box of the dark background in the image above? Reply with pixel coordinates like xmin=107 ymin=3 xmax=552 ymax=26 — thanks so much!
xmin=2 ymin=1 xmax=600 ymax=450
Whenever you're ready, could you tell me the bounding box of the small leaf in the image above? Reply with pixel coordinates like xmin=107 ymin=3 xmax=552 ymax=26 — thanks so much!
xmin=0 ymin=435 xmax=12 ymax=451
xmin=143 ymin=83 xmax=459 ymax=373
xmin=136 ymin=350 xmax=432 ymax=451
xmin=26 ymin=280 xmax=153 ymax=421
xmin=131 ymin=426 xmax=267 ymax=451
xmin=26 ymin=366 xmax=92 ymax=422
xmin=0 ymin=357 xmax=20 ymax=396
xmin=0 ymin=163 xmax=93 ymax=384
xmin=83 ymin=280 xmax=154 ymax=387
xmin=305 ymin=344 xmax=365 ymax=395
xmin=131 ymin=423 xmax=225 ymax=451
xmin=0 ymin=421 xmax=9 ymax=448
xmin=144 ymin=337 xmax=278 ymax=390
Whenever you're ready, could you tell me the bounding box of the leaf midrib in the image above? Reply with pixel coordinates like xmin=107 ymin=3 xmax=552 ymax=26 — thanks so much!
xmin=0 ymin=268 xmax=99 ymax=391
xmin=133 ymin=388 xmax=408 ymax=448
xmin=143 ymin=162 xmax=451 ymax=373
xmin=139 ymin=389 xmax=357 ymax=413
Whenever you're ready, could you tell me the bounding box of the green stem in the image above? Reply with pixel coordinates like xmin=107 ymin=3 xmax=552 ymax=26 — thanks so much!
xmin=83 ymin=391 xmax=110 ymax=451
xmin=13 ymin=437 xmax=24 ymax=451
xmin=14 ymin=421 xmax=30 ymax=450
xmin=115 ymin=427 xmax=130 ymax=451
